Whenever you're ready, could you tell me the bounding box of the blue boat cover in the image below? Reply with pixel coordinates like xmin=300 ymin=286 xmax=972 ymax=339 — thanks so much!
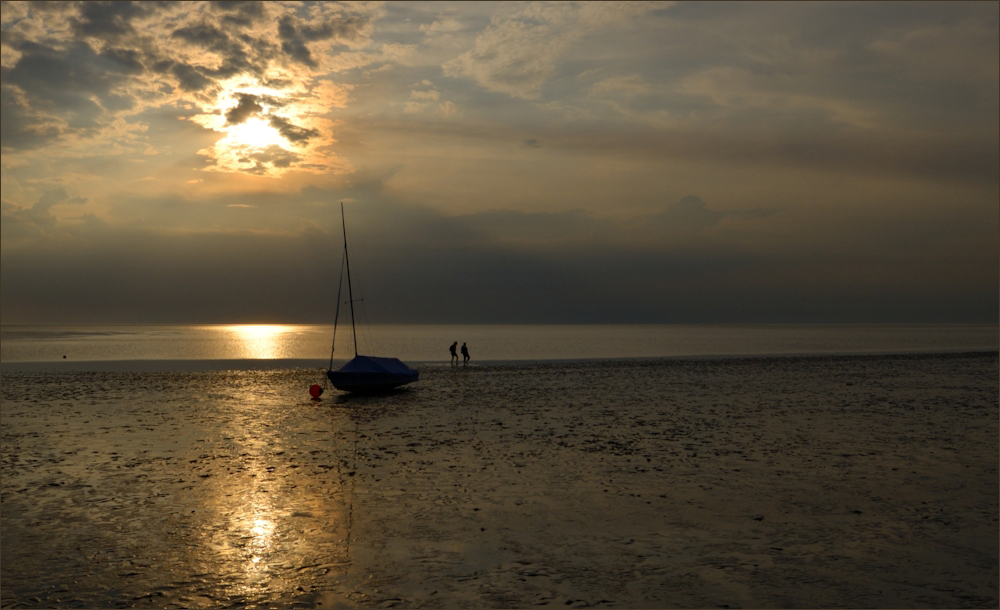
xmin=339 ymin=355 xmax=416 ymax=375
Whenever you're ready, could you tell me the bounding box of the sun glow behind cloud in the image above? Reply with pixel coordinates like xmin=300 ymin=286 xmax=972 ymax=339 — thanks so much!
xmin=227 ymin=118 xmax=286 ymax=149
xmin=0 ymin=1 xmax=369 ymax=181
xmin=186 ymin=79 xmax=350 ymax=177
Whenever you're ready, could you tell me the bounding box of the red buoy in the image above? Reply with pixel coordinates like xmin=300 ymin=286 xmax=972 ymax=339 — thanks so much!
xmin=309 ymin=384 xmax=323 ymax=399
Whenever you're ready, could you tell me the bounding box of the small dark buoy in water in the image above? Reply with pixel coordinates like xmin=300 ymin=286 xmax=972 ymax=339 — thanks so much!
xmin=63 ymin=355 xmax=67 ymax=359
xmin=309 ymin=384 xmax=323 ymax=399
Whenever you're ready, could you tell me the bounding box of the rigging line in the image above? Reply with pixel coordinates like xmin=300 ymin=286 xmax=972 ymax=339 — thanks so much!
xmin=355 ymin=276 xmax=375 ymax=357
xmin=328 ymin=241 xmax=347 ymax=373
xmin=350 ymin=240 xmax=378 ymax=356
xmin=357 ymin=266 xmax=377 ymax=356
xmin=344 ymin=222 xmax=375 ymax=355
xmin=341 ymin=202 xmax=358 ymax=358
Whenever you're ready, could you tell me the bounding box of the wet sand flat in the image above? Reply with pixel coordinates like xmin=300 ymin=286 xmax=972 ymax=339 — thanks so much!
xmin=1 ymin=353 xmax=997 ymax=608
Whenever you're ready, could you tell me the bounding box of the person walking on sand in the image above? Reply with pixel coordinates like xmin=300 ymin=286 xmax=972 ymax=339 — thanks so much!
xmin=449 ymin=341 xmax=459 ymax=365
xmin=461 ymin=342 xmax=470 ymax=366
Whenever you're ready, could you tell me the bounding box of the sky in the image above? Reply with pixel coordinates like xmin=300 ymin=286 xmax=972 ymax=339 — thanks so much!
xmin=1 ymin=1 xmax=997 ymax=324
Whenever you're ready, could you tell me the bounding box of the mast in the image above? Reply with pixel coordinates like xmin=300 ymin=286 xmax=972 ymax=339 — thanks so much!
xmin=328 ymin=248 xmax=345 ymax=371
xmin=341 ymin=202 xmax=358 ymax=357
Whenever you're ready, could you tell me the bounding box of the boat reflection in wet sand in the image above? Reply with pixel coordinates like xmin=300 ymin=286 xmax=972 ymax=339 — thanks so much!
xmin=325 ymin=203 xmax=419 ymax=393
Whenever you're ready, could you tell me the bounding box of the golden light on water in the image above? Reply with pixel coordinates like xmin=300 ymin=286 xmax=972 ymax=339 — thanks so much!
xmin=247 ymin=516 xmax=275 ymax=571
xmin=225 ymin=324 xmax=295 ymax=359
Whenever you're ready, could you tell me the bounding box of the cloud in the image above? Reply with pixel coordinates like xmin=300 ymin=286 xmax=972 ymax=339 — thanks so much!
xmin=267 ymin=114 xmax=320 ymax=143
xmin=326 ymin=42 xmax=418 ymax=73
xmin=590 ymin=75 xmax=651 ymax=98
xmin=277 ymin=11 xmax=372 ymax=67
xmin=442 ymin=13 xmax=571 ymax=99
xmin=677 ymin=66 xmax=879 ymax=129
xmin=165 ymin=62 xmax=213 ymax=92
xmin=1 ymin=188 xmax=88 ymax=242
xmin=31 ymin=188 xmax=87 ymax=215
xmin=70 ymin=1 xmax=158 ymax=42
xmin=420 ymin=16 xmax=465 ymax=35
xmin=410 ymin=89 xmax=441 ymax=101
xmin=225 ymin=93 xmax=264 ymax=124
xmin=355 ymin=110 xmax=999 ymax=186
xmin=246 ymin=145 xmax=300 ymax=171
xmin=311 ymin=80 xmax=352 ymax=109
xmin=210 ymin=1 xmax=267 ymax=27
xmin=443 ymin=2 xmax=665 ymax=99
xmin=0 ymin=81 xmax=63 ymax=151
xmin=644 ymin=195 xmax=728 ymax=232
xmin=404 ymin=83 xmax=455 ymax=116
xmin=0 ymin=39 xmax=138 ymax=142
xmin=866 ymin=15 xmax=999 ymax=83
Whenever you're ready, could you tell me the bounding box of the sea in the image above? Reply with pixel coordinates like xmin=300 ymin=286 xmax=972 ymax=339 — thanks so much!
xmin=1 ymin=323 xmax=996 ymax=370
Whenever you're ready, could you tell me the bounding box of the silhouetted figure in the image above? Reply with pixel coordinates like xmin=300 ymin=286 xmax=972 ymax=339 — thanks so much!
xmin=461 ymin=342 xmax=470 ymax=365
xmin=449 ymin=341 xmax=459 ymax=365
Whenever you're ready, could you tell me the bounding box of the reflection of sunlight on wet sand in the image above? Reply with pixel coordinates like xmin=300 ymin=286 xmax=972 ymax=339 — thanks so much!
xmin=203 ymin=448 xmax=283 ymax=593
xmin=189 ymin=382 xmax=354 ymax=603
xmin=245 ymin=510 xmax=275 ymax=577
xmin=224 ymin=325 xmax=294 ymax=359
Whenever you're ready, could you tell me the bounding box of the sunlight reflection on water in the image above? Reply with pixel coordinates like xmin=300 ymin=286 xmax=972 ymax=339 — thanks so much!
xmin=1 ymin=323 xmax=996 ymax=364
xmin=222 ymin=325 xmax=296 ymax=360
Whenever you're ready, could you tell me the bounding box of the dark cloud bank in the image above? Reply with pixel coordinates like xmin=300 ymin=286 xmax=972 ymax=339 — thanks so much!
xmin=2 ymin=192 xmax=996 ymax=324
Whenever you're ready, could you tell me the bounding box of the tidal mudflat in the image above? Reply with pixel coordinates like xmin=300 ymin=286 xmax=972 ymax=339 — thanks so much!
xmin=2 ymin=352 xmax=997 ymax=608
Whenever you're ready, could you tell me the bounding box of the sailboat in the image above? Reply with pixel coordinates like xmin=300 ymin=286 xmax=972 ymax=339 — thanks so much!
xmin=326 ymin=203 xmax=419 ymax=393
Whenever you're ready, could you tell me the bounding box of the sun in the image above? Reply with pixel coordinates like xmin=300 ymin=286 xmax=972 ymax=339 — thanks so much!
xmin=189 ymin=78 xmax=344 ymax=176
xmin=226 ymin=117 xmax=285 ymax=149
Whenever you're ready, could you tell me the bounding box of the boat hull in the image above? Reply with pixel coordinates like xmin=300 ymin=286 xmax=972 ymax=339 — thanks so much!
xmin=326 ymin=355 xmax=419 ymax=393
xmin=326 ymin=370 xmax=418 ymax=392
